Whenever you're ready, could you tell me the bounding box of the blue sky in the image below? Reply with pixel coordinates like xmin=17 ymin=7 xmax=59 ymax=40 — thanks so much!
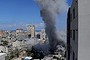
xmin=0 ymin=0 xmax=72 ymax=30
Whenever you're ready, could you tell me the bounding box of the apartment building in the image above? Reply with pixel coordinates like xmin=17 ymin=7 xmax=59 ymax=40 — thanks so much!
xmin=67 ymin=0 xmax=90 ymax=60
xmin=27 ymin=25 xmax=35 ymax=38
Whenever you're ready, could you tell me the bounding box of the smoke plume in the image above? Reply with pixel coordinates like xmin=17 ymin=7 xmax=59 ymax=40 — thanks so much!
xmin=35 ymin=0 xmax=68 ymax=51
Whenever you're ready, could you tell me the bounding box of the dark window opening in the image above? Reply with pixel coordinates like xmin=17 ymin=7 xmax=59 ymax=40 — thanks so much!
xmin=73 ymin=7 xmax=75 ymax=19
xmin=73 ymin=52 xmax=75 ymax=60
xmin=28 ymin=34 xmax=31 ymax=38
xmin=37 ymin=34 xmax=40 ymax=39
xmin=73 ymin=30 xmax=75 ymax=40
xmin=70 ymin=14 xmax=72 ymax=22
xmin=70 ymin=30 xmax=72 ymax=38
xmin=76 ymin=58 xmax=77 ymax=60
xmin=76 ymin=0 xmax=77 ymax=3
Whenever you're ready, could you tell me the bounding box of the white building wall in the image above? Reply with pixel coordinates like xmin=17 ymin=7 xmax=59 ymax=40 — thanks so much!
xmin=78 ymin=0 xmax=90 ymax=60
xmin=0 ymin=53 xmax=7 ymax=60
xmin=12 ymin=41 xmax=21 ymax=47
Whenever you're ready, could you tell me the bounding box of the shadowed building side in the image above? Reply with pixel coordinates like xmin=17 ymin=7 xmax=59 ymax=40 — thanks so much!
xmin=67 ymin=0 xmax=78 ymax=60
xmin=67 ymin=8 xmax=71 ymax=60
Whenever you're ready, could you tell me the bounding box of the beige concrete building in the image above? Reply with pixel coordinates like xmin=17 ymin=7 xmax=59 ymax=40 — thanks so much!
xmin=27 ymin=25 xmax=35 ymax=38
xmin=16 ymin=29 xmax=23 ymax=33
xmin=12 ymin=40 xmax=21 ymax=48
xmin=67 ymin=0 xmax=90 ymax=60
xmin=40 ymin=29 xmax=46 ymax=40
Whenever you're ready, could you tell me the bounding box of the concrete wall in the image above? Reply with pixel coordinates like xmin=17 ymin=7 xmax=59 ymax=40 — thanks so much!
xmin=67 ymin=0 xmax=90 ymax=60
xmin=69 ymin=0 xmax=78 ymax=60
xmin=78 ymin=0 xmax=90 ymax=60
xmin=0 ymin=53 xmax=7 ymax=60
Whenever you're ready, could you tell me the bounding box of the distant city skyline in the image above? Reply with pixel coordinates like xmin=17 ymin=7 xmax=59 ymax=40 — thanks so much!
xmin=0 ymin=0 xmax=72 ymax=30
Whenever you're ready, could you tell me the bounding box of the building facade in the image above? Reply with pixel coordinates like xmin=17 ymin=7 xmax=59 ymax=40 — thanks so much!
xmin=40 ymin=29 xmax=47 ymax=40
xmin=16 ymin=29 xmax=23 ymax=33
xmin=27 ymin=25 xmax=35 ymax=38
xmin=67 ymin=0 xmax=90 ymax=60
xmin=0 ymin=53 xmax=7 ymax=60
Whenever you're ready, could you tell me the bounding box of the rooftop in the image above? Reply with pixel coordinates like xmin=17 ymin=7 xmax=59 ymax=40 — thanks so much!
xmin=0 ymin=53 xmax=7 ymax=56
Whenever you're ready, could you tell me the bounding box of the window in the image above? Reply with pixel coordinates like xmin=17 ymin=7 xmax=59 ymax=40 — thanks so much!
xmin=70 ymin=14 xmax=72 ymax=22
xmin=70 ymin=30 xmax=72 ymax=38
xmin=76 ymin=0 xmax=77 ymax=3
xmin=73 ymin=52 xmax=75 ymax=60
xmin=70 ymin=45 xmax=72 ymax=53
xmin=76 ymin=58 xmax=77 ymax=60
xmin=73 ymin=7 xmax=75 ymax=19
xmin=37 ymin=34 xmax=40 ymax=39
xmin=73 ymin=30 xmax=75 ymax=40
